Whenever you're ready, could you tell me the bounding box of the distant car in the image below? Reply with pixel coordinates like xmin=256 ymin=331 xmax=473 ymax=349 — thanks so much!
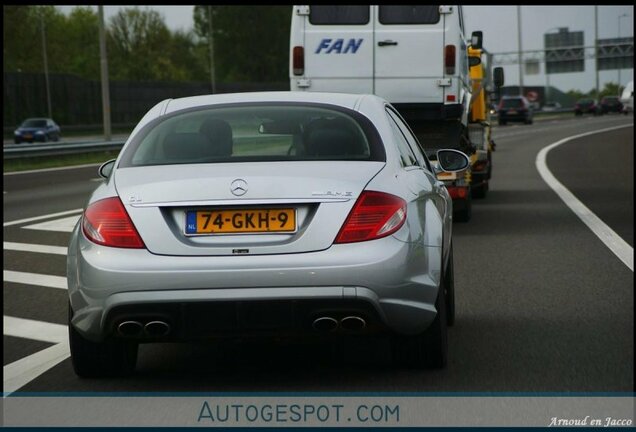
xmin=542 ymin=101 xmax=561 ymax=112
xmin=14 ymin=118 xmax=61 ymax=144
xmin=66 ymin=91 xmax=471 ymax=377
xmin=497 ymin=96 xmax=533 ymax=125
xmin=599 ymin=96 xmax=623 ymax=115
xmin=574 ymin=99 xmax=600 ymax=116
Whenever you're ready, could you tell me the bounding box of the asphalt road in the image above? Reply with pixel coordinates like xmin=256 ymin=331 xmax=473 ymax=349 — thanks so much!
xmin=3 ymin=114 xmax=633 ymax=393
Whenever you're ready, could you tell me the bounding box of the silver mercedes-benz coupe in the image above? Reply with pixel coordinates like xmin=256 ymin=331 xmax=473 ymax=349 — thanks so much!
xmin=67 ymin=92 xmax=469 ymax=377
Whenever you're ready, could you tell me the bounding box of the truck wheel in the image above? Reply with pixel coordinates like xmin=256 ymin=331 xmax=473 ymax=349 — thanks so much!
xmin=454 ymin=195 xmax=472 ymax=223
xmin=68 ymin=303 xmax=138 ymax=378
xmin=472 ymin=182 xmax=488 ymax=199
xmin=392 ymin=277 xmax=448 ymax=369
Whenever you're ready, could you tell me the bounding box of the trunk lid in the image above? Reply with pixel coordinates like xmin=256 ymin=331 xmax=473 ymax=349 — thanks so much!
xmin=114 ymin=161 xmax=385 ymax=256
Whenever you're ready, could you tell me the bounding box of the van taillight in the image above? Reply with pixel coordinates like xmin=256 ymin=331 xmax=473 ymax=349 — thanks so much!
xmin=445 ymin=45 xmax=456 ymax=75
xmin=293 ymin=46 xmax=304 ymax=76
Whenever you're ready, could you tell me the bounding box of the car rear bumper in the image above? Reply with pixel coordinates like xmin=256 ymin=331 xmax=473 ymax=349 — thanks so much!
xmin=67 ymin=223 xmax=443 ymax=341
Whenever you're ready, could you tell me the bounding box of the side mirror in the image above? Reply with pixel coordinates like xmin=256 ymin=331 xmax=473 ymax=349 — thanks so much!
xmin=436 ymin=149 xmax=470 ymax=172
xmin=471 ymin=31 xmax=483 ymax=50
xmin=468 ymin=56 xmax=481 ymax=68
xmin=98 ymin=159 xmax=116 ymax=179
xmin=493 ymin=67 xmax=504 ymax=88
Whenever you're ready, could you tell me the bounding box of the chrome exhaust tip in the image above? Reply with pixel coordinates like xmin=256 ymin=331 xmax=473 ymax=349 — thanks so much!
xmin=144 ymin=320 xmax=171 ymax=337
xmin=312 ymin=317 xmax=339 ymax=332
xmin=340 ymin=316 xmax=366 ymax=331
xmin=117 ymin=321 xmax=143 ymax=337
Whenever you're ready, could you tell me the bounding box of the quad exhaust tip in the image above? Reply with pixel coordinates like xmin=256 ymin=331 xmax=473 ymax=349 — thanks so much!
xmin=340 ymin=316 xmax=366 ymax=331
xmin=312 ymin=316 xmax=339 ymax=332
xmin=144 ymin=320 xmax=171 ymax=337
xmin=117 ymin=321 xmax=143 ymax=337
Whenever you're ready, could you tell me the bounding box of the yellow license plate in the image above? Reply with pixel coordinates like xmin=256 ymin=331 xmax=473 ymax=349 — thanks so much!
xmin=186 ymin=209 xmax=296 ymax=234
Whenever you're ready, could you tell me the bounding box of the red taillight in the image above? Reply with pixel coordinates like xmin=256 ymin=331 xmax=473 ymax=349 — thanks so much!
xmin=444 ymin=44 xmax=456 ymax=75
xmin=292 ymin=46 xmax=304 ymax=76
xmin=335 ymin=191 xmax=407 ymax=244
xmin=446 ymin=94 xmax=456 ymax=102
xmin=446 ymin=186 xmax=468 ymax=200
xmin=82 ymin=197 xmax=145 ymax=248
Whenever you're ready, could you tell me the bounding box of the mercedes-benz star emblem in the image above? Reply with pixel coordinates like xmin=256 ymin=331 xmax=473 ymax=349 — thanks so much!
xmin=230 ymin=179 xmax=248 ymax=196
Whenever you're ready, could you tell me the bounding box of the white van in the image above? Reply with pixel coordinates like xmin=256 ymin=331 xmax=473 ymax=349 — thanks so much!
xmin=289 ymin=5 xmax=475 ymax=149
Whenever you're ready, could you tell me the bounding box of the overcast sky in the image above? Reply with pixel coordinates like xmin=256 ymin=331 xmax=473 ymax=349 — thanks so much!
xmin=57 ymin=5 xmax=634 ymax=93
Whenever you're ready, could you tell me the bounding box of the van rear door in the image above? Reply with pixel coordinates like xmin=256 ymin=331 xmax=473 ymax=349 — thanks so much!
xmin=300 ymin=5 xmax=373 ymax=93
xmin=374 ymin=5 xmax=445 ymax=104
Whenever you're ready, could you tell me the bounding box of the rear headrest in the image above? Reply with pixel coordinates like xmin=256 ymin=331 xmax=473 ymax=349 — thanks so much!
xmin=162 ymin=132 xmax=212 ymax=161
xmin=199 ymin=118 xmax=233 ymax=157
xmin=303 ymin=118 xmax=364 ymax=157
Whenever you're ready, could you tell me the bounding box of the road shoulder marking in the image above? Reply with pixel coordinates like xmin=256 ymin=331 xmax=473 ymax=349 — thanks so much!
xmin=3 ymin=209 xmax=83 ymax=227
xmin=3 ymin=341 xmax=70 ymax=395
xmin=536 ymin=124 xmax=633 ymax=272
xmin=3 ymin=270 xmax=67 ymax=290
xmin=3 ymin=242 xmax=67 ymax=255
xmin=22 ymin=214 xmax=81 ymax=233
xmin=4 ymin=316 xmax=68 ymax=344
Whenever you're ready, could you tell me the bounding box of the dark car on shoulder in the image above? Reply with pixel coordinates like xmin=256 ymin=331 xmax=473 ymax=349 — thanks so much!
xmin=599 ymin=96 xmax=623 ymax=114
xmin=14 ymin=118 xmax=61 ymax=144
xmin=574 ymin=99 xmax=600 ymax=116
xmin=497 ymin=96 xmax=533 ymax=125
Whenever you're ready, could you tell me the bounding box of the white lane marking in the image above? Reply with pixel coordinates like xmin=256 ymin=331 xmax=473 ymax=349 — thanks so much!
xmin=3 ymin=162 xmax=102 ymax=176
xmin=3 ymin=242 xmax=67 ymax=255
xmin=23 ymin=214 xmax=81 ymax=233
xmin=4 ymin=316 xmax=68 ymax=344
xmin=3 ymin=209 xmax=83 ymax=227
xmin=3 ymin=341 xmax=70 ymax=395
xmin=3 ymin=270 xmax=67 ymax=290
xmin=536 ymin=124 xmax=633 ymax=272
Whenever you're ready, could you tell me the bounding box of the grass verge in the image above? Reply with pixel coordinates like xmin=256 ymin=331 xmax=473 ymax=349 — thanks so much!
xmin=4 ymin=150 xmax=120 ymax=173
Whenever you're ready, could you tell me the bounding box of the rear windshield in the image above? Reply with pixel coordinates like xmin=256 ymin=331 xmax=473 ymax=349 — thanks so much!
xmin=21 ymin=119 xmax=47 ymax=127
xmin=309 ymin=6 xmax=369 ymax=25
xmin=379 ymin=6 xmax=440 ymax=25
xmin=120 ymin=103 xmax=385 ymax=167
xmin=578 ymin=99 xmax=593 ymax=104
xmin=501 ymin=98 xmax=523 ymax=108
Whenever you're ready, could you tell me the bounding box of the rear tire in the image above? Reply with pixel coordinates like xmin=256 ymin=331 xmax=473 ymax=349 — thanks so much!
xmin=445 ymin=243 xmax=455 ymax=327
xmin=68 ymin=303 xmax=138 ymax=378
xmin=391 ymin=281 xmax=448 ymax=369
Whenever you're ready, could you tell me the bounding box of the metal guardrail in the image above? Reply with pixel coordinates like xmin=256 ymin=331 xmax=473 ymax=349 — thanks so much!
xmin=3 ymin=140 xmax=126 ymax=159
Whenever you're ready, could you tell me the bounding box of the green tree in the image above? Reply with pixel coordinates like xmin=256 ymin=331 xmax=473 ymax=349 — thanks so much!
xmin=62 ymin=7 xmax=100 ymax=80
xmin=566 ymin=89 xmax=586 ymax=101
xmin=107 ymin=7 xmax=175 ymax=81
xmin=167 ymin=30 xmax=209 ymax=82
xmin=193 ymin=5 xmax=291 ymax=83
xmin=3 ymin=6 xmax=64 ymax=73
